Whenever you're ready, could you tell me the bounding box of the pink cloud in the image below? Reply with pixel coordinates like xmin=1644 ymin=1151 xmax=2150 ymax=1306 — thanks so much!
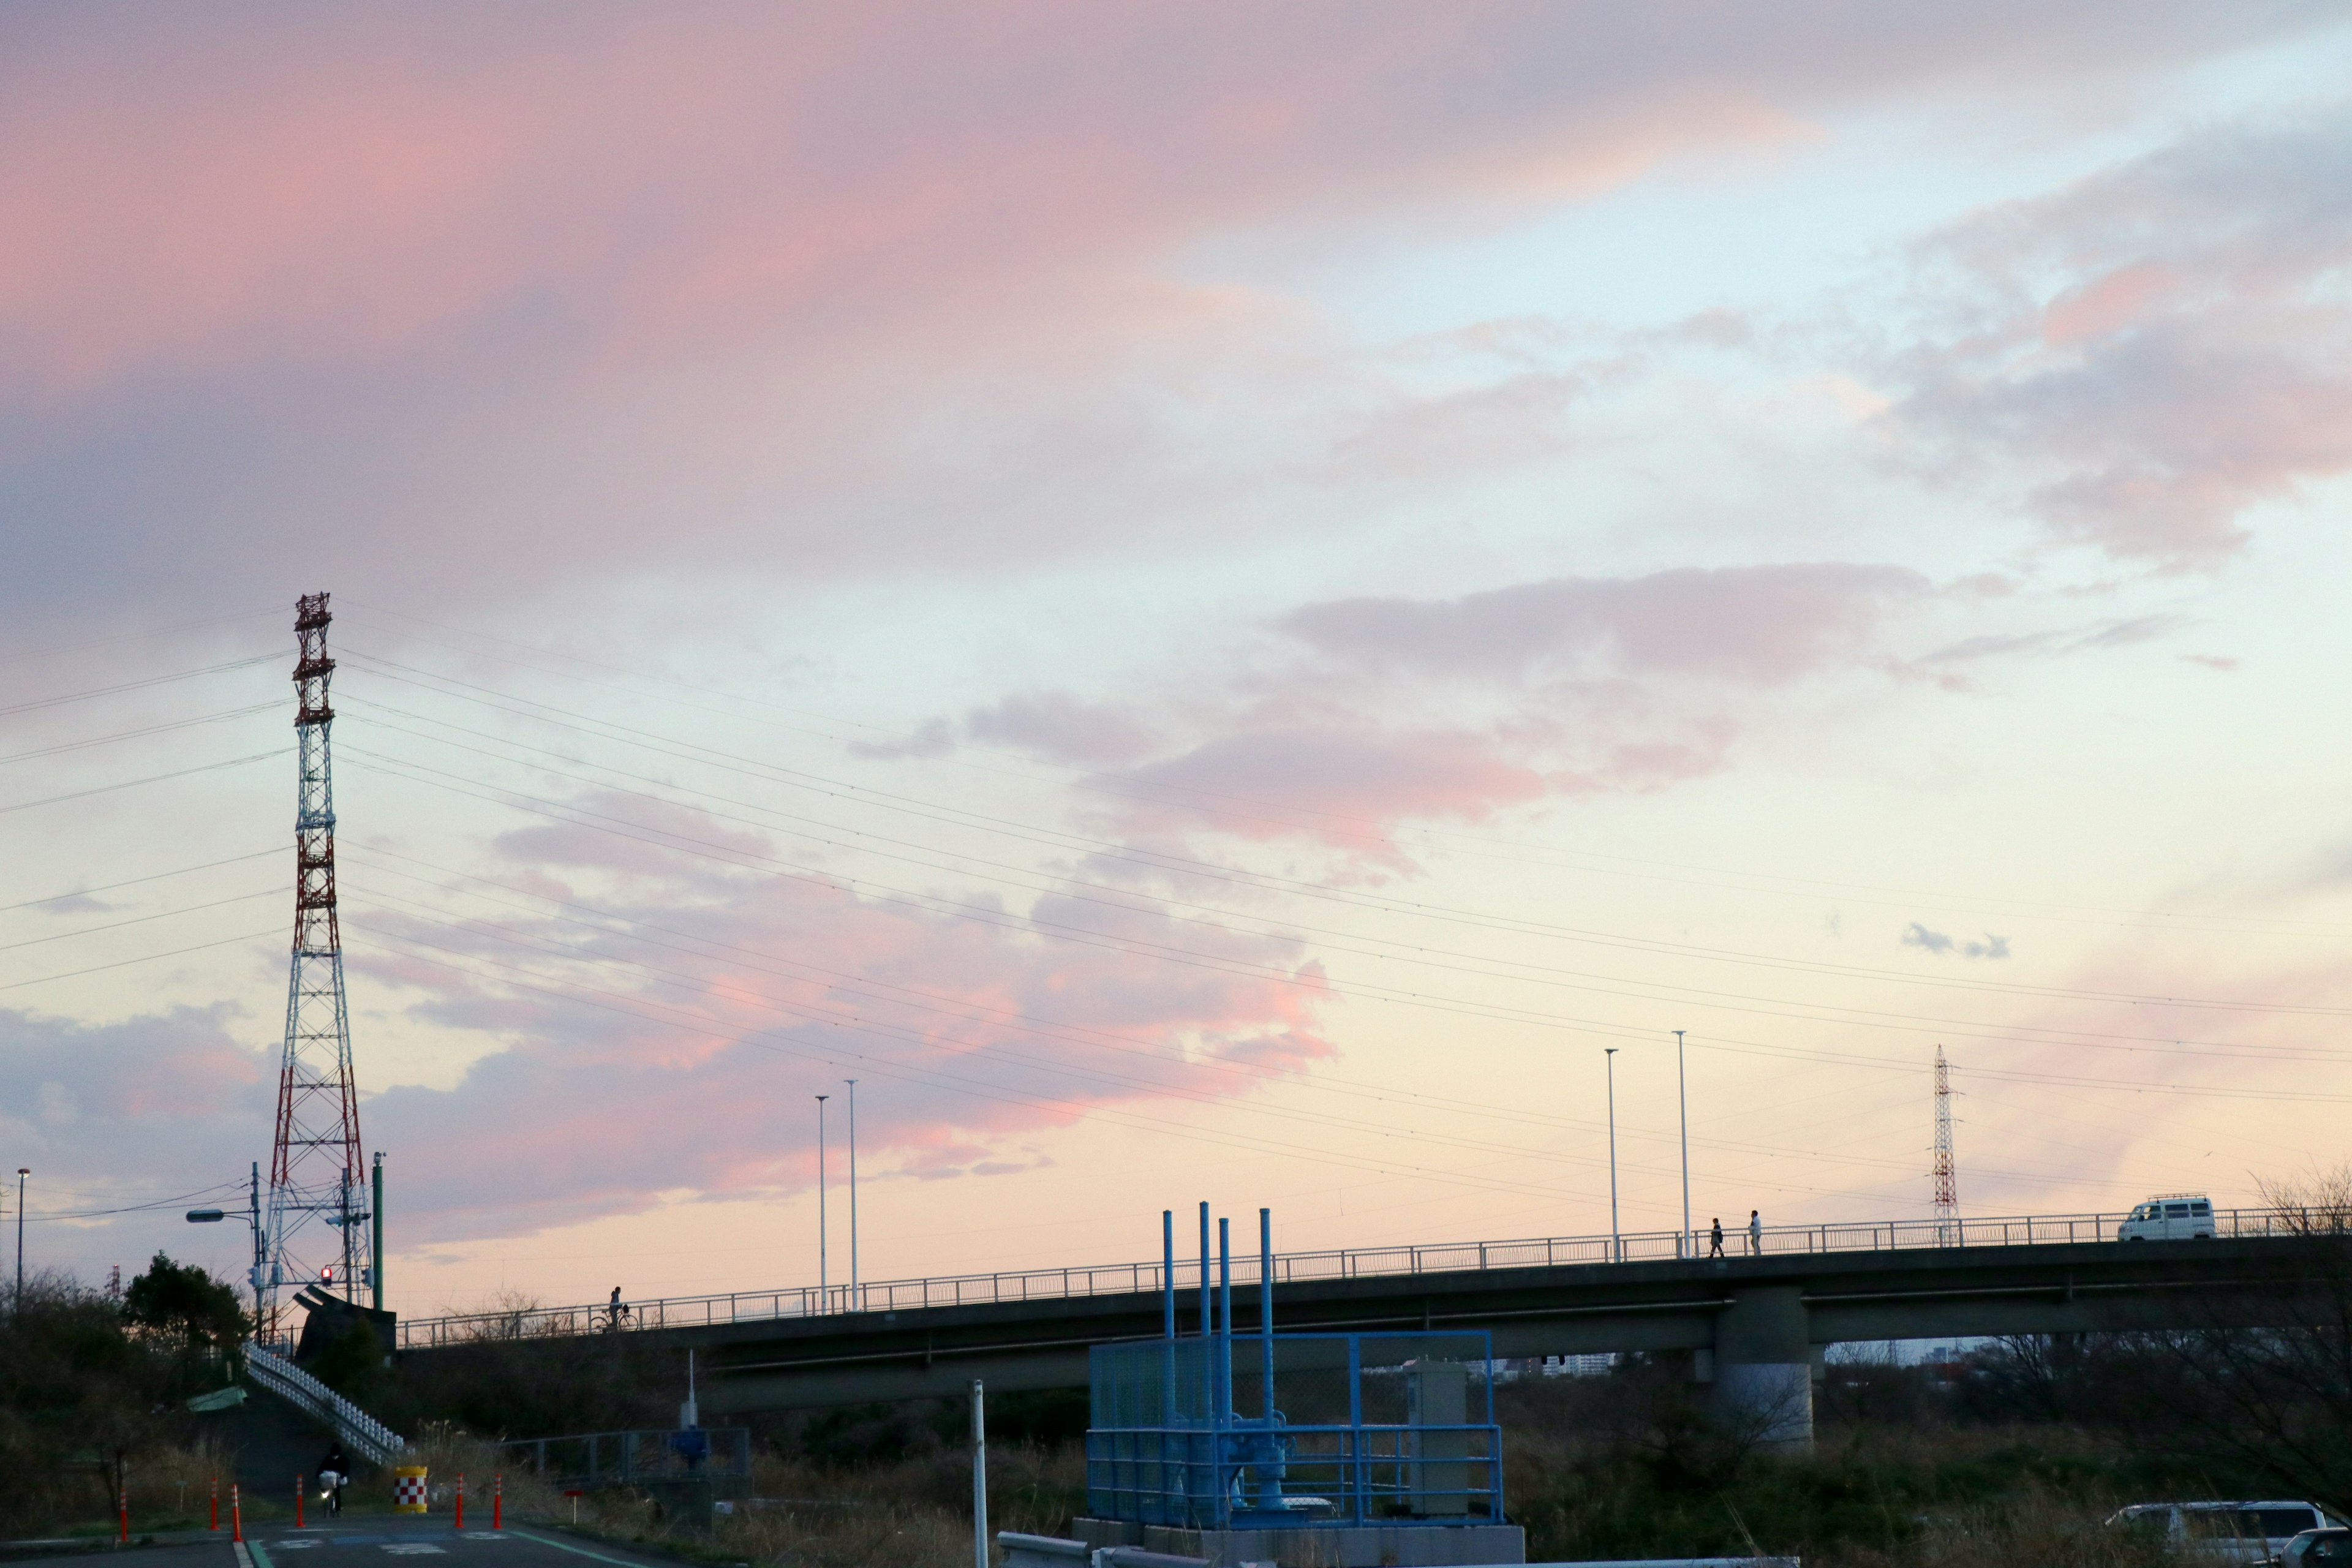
xmin=2041 ymin=263 xmax=2180 ymax=345
xmin=1105 ymin=726 xmax=1549 ymax=857
xmin=339 ymin=796 xmax=1336 ymax=1240
xmin=0 ymin=4 xmax=2331 ymax=636
xmin=1281 ymin=564 xmax=1929 ymax=685
xmin=1888 ymin=107 xmax=2352 ymax=565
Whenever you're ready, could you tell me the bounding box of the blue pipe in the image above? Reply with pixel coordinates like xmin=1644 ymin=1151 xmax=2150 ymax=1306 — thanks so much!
xmin=1198 ymin=1203 xmax=1212 ymax=1417
xmin=1259 ymin=1208 xmax=1275 ymax=1422
xmin=1218 ymin=1217 xmax=1232 ymax=1421
xmin=1161 ymin=1207 xmax=1177 ymax=1430
xmin=1218 ymin=1216 xmax=1233 ymax=1528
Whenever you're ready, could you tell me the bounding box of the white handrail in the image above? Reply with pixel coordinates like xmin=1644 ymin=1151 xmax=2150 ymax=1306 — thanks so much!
xmin=246 ymin=1341 xmax=407 ymax=1466
xmin=397 ymin=1205 xmax=2301 ymax=1349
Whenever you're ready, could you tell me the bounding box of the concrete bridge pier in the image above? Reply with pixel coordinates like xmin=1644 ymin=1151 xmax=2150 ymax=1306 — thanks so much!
xmin=1706 ymin=1285 xmax=1814 ymax=1453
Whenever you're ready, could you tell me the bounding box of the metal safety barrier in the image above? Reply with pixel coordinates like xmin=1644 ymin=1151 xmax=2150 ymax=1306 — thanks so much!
xmin=395 ymin=1205 xmax=2312 ymax=1349
xmin=246 ymin=1341 xmax=407 ymax=1465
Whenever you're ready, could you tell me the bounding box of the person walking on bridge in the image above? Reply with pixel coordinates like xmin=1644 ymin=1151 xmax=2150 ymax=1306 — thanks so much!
xmin=1748 ymin=1210 xmax=1762 ymax=1256
xmin=1708 ymin=1218 xmax=1724 ymax=1257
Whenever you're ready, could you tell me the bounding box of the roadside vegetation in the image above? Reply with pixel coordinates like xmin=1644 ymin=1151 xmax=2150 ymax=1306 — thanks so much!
xmin=0 ymin=1254 xmax=246 ymax=1536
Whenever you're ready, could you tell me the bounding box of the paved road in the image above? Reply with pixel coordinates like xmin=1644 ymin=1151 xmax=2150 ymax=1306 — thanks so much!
xmin=34 ymin=1523 xmax=687 ymax=1568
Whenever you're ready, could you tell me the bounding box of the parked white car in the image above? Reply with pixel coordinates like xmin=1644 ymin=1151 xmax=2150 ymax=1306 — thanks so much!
xmin=2282 ymin=1528 xmax=2352 ymax=1566
xmin=2116 ymin=1193 xmax=2218 ymax=1241
xmin=2109 ymin=1501 xmax=2345 ymax=1561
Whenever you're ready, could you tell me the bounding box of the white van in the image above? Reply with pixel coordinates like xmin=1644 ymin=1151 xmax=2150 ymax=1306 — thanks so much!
xmin=2116 ymin=1193 xmax=2217 ymax=1241
xmin=2111 ymin=1501 xmax=2346 ymax=1562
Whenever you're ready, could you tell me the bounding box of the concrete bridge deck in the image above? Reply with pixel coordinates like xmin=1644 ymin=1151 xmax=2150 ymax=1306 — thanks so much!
xmin=390 ymin=1210 xmax=2349 ymax=1438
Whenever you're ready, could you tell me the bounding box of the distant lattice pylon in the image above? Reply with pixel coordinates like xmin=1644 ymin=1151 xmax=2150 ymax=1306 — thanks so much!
xmin=262 ymin=592 xmax=366 ymax=1338
xmin=1932 ymin=1045 xmax=1959 ymax=1244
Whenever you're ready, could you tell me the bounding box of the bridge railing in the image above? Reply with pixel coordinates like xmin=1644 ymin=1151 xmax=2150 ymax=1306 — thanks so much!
xmin=394 ymin=1205 xmax=2312 ymax=1349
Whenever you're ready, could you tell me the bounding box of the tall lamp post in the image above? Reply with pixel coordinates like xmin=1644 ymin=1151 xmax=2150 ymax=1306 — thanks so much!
xmin=1673 ymin=1030 xmax=1691 ymax=1259
xmin=14 ymin=1167 xmax=27 ymax=1311
xmin=1604 ymin=1050 xmax=1621 ymax=1264
xmin=844 ymin=1078 xmax=859 ymax=1307
xmin=815 ymin=1095 xmax=830 ymax=1305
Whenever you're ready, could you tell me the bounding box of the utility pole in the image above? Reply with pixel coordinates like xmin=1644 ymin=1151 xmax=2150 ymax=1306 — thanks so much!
xmin=370 ymin=1152 xmax=385 ymax=1313
xmin=265 ymin=594 xmax=367 ymax=1335
xmin=1673 ymin=1030 xmax=1691 ymax=1259
xmin=845 ymin=1078 xmax=858 ymax=1305
xmin=970 ymin=1379 xmax=988 ymax=1568
xmin=815 ymin=1094 xmax=830 ymax=1303
xmin=247 ymin=1163 xmax=263 ymax=1311
xmin=1605 ymin=1049 xmax=1621 ymax=1263
xmin=1932 ymin=1046 xmax=1959 ymax=1245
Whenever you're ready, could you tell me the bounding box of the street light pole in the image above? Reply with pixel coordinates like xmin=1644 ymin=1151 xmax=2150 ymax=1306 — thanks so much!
xmin=17 ymin=1167 xmax=30 ymax=1310
xmin=1604 ymin=1050 xmax=1621 ymax=1264
xmin=815 ymin=1095 xmax=829 ymax=1304
xmin=845 ymin=1078 xmax=858 ymax=1306
xmin=1674 ymin=1030 xmax=1691 ymax=1260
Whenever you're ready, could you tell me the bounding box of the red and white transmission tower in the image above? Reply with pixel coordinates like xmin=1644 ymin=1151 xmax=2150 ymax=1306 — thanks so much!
xmin=262 ymin=593 xmax=367 ymax=1335
xmin=1931 ymin=1044 xmax=1959 ymax=1244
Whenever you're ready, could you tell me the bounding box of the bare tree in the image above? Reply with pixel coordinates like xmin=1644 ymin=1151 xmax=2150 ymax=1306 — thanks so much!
xmin=2116 ymin=1165 xmax=2352 ymax=1514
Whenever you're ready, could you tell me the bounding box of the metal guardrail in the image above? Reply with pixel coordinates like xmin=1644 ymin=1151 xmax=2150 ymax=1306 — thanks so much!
xmin=395 ymin=1206 xmax=2316 ymax=1349
xmin=246 ymin=1341 xmax=407 ymax=1465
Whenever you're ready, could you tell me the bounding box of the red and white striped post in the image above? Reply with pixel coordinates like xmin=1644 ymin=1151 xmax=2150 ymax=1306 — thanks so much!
xmin=231 ymin=1484 xmax=244 ymax=1544
xmin=454 ymin=1474 xmax=464 ymax=1531
xmin=118 ymin=1483 xmax=129 ymax=1544
xmin=492 ymin=1475 xmax=502 ymax=1531
xmin=210 ymin=1476 xmax=219 ymax=1532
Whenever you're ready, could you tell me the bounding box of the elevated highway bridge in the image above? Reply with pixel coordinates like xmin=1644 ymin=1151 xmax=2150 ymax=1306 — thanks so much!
xmin=391 ymin=1209 xmax=2345 ymax=1446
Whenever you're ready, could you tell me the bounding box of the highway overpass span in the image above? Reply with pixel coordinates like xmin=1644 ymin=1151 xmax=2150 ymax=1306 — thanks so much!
xmin=391 ymin=1210 xmax=2346 ymax=1446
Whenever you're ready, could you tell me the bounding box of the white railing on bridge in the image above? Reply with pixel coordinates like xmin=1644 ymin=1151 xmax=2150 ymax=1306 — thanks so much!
xmin=394 ymin=1206 xmax=2311 ymax=1349
xmin=246 ymin=1341 xmax=408 ymax=1464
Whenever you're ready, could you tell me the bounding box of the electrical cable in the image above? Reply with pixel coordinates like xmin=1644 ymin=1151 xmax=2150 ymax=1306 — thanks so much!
xmin=338 ymin=850 xmax=2139 ymax=1191
xmin=0 ymin=750 xmax=290 ymax=816
xmin=342 ymin=739 xmax=2338 ymax=1062
xmin=0 ymin=849 xmax=279 ymax=916
xmin=0 ymin=703 xmax=281 ymax=766
xmin=24 ymin=1180 xmax=250 ymax=1223
xmin=333 ymin=611 xmax=2352 ymax=935
xmin=334 ymin=682 xmax=2351 ymax=1016
xmin=0 ymin=928 xmax=282 ymax=992
xmin=0 ymin=654 xmax=280 ymax=718
xmin=0 ymin=889 xmax=281 ymax=953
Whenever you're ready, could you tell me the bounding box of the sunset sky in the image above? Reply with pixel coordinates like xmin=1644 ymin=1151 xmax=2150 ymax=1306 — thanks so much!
xmin=5 ymin=3 xmax=2351 ymax=1319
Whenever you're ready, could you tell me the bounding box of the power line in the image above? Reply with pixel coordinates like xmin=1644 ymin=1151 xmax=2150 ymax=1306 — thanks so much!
xmin=0 ymin=654 xmax=280 ymax=719
xmin=0 ymin=750 xmax=289 ymax=817
xmin=0 ymin=889 xmax=280 ymax=953
xmin=331 ymin=670 xmax=2352 ymax=1019
xmin=0 ymin=849 xmax=278 ymax=916
xmin=0 ymin=927 xmax=282 ymax=993
xmin=331 ymin=611 xmax=2352 ymax=935
xmin=341 ymin=739 xmax=2342 ymax=1061
xmin=336 ymin=854 xmax=2150 ymax=1191
xmin=0 ymin=703 xmax=280 ymax=767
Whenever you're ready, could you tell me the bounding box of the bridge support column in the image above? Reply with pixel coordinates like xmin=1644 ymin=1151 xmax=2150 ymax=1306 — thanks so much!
xmin=1709 ymin=1286 xmax=1812 ymax=1453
